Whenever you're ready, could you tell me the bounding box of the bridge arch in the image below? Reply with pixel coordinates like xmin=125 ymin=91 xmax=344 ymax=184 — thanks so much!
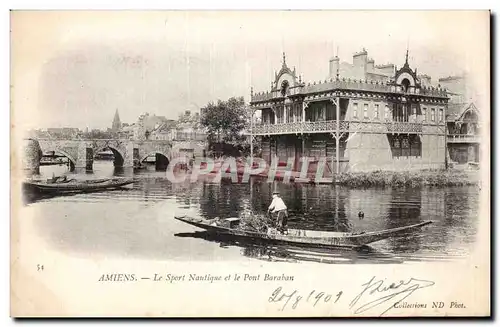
xmin=139 ymin=151 xmax=170 ymax=170
xmin=41 ymin=149 xmax=77 ymax=171
xmin=94 ymin=145 xmax=126 ymax=167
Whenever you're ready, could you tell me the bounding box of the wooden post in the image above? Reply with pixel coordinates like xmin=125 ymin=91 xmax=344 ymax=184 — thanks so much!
xmin=335 ymin=186 xmax=339 ymax=221
xmin=302 ymin=101 xmax=307 ymax=171
xmin=250 ymin=108 xmax=254 ymax=167
xmin=333 ymin=96 xmax=341 ymax=175
xmin=302 ymin=101 xmax=307 ymax=122
xmin=302 ymin=136 xmax=305 ymax=157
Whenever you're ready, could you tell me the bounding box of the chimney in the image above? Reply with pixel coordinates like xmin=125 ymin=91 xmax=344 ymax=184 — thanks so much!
xmin=353 ymin=48 xmax=368 ymax=79
xmin=353 ymin=48 xmax=368 ymax=69
xmin=367 ymin=58 xmax=375 ymax=72
xmin=329 ymin=56 xmax=339 ymax=79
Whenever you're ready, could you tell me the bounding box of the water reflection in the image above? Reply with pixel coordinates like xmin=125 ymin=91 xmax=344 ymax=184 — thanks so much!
xmin=175 ymin=230 xmax=405 ymax=264
xmin=25 ymin=161 xmax=479 ymax=263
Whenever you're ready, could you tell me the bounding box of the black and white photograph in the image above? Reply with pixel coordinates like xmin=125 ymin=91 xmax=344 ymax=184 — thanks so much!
xmin=10 ymin=10 xmax=490 ymax=317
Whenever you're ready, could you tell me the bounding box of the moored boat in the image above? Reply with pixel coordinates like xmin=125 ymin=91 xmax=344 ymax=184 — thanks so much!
xmin=174 ymin=215 xmax=432 ymax=249
xmin=23 ymin=177 xmax=135 ymax=195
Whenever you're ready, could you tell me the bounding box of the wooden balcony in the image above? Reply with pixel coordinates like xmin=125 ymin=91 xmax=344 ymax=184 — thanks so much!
xmin=251 ymin=120 xmax=424 ymax=135
xmin=447 ymin=134 xmax=480 ymax=143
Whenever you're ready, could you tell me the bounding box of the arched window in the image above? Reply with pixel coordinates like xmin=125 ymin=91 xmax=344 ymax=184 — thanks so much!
xmin=401 ymin=78 xmax=411 ymax=93
xmin=281 ymin=80 xmax=289 ymax=96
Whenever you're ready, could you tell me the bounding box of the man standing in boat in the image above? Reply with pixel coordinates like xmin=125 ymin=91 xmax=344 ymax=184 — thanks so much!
xmin=267 ymin=191 xmax=288 ymax=234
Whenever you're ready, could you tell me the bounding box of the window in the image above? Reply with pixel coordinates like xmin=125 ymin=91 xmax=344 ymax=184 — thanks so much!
xmin=389 ymin=134 xmax=422 ymax=158
xmin=431 ymin=108 xmax=436 ymax=122
xmin=401 ymin=137 xmax=410 ymax=157
xmin=410 ymin=135 xmax=422 ymax=157
xmin=374 ymin=104 xmax=379 ymax=119
xmin=353 ymin=103 xmax=358 ymax=118
xmin=439 ymin=108 xmax=444 ymax=122
xmin=319 ymin=106 xmax=326 ymax=121
xmin=402 ymin=78 xmax=410 ymax=92
xmin=384 ymin=105 xmax=390 ymax=120
xmin=422 ymin=108 xmax=427 ymax=121
xmin=392 ymin=137 xmax=401 ymax=157
xmin=363 ymin=104 xmax=369 ymax=119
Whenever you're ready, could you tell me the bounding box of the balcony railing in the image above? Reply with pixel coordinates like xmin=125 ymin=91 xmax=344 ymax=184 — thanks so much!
xmin=385 ymin=122 xmax=423 ymax=133
xmin=251 ymin=120 xmax=424 ymax=135
xmin=447 ymin=134 xmax=480 ymax=143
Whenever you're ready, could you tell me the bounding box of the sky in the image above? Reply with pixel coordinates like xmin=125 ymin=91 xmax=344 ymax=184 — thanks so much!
xmin=11 ymin=11 xmax=489 ymax=130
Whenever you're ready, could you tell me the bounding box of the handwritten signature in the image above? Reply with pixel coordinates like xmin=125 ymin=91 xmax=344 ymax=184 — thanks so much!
xmin=349 ymin=276 xmax=435 ymax=316
xmin=268 ymin=286 xmax=343 ymax=311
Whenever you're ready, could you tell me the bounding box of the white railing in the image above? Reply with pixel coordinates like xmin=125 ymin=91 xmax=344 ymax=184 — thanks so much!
xmin=252 ymin=120 xmax=423 ymax=135
xmin=447 ymin=134 xmax=480 ymax=143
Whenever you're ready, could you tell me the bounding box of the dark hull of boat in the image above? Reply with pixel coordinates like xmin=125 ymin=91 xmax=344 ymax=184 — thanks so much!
xmin=39 ymin=162 xmax=67 ymax=166
xmin=174 ymin=216 xmax=432 ymax=249
xmin=23 ymin=178 xmax=135 ymax=194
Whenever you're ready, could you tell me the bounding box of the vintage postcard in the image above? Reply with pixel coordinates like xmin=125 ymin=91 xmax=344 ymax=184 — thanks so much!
xmin=10 ymin=10 xmax=490 ymax=317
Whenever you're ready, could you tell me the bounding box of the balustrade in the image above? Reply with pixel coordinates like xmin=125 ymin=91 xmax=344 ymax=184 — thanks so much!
xmin=251 ymin=120 xmax=428 ymax=135
xmin=447 ymin=134 xmax=479 ymax=143
xmin=385 ymin=122 xmax=423 ymax=133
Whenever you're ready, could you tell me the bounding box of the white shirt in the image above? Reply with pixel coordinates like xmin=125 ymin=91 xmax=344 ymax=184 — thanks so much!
xmin=268 ymin=196 xmax=287 ymax=212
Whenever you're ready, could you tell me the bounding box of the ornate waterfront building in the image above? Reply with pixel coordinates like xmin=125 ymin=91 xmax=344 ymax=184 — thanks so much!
xmin=249 ymin=50 xmax=448 ymax=173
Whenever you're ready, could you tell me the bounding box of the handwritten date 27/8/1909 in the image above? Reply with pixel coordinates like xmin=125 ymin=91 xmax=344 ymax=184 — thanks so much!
xmin=268 ymin=276 xmax=435 ymax=315
xmin=269 ymin=287 xmax=343 ymax=311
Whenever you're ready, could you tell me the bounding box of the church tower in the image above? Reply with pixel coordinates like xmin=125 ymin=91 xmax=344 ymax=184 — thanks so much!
xmin=112 ymin=109 xmax=122 ymax=132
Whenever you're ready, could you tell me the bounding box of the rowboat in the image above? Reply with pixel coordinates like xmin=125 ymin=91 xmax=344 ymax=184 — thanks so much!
xmin=174 ymin=215 xmax=432 ymax=249
xmin=23 ymin=177 xmax=135 ymax=194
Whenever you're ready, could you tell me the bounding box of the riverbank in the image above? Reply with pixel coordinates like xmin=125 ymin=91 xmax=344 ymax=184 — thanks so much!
xmin=170 ymin=166 xmax=480 ymax=187
xmin=337 ymin=169 xmax=480 ymax=187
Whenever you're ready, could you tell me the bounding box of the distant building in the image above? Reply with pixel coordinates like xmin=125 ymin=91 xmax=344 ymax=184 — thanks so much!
xmin=151 ymin=119 xmax=177 ymax=140
xmin=26 ymin=129 xmax=50 ymax=139
xmin=164 ymin=110 xmax=208 ymax=158
xmin=171 ymin=110 xmax=207 ymax=142
xmin=111 ymin=109 xmax=122 ymax=132
xmin=439 ymin=74 xmax=475 ymax=104
xmin=46 ymin=127 xmax=80 ymax=139
xmin=119 ymin=123 xmax=136 ymax=140
xmin=134 ymin=113 xmax=169 ymax=141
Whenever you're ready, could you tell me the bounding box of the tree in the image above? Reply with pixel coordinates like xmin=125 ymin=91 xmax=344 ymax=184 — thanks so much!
xmin=200 ymin=96 xmax=247 ymax=143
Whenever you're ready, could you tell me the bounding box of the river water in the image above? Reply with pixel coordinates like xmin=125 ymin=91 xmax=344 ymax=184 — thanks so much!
xmin=23 ymin=160 xmax=480 ymax=265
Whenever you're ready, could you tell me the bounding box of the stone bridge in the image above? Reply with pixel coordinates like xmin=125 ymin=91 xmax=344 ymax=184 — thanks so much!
xmin=34 ymin=139 xmax=173 ymax=171
xmin=23 ymin=138 xmax=208 ymax=173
